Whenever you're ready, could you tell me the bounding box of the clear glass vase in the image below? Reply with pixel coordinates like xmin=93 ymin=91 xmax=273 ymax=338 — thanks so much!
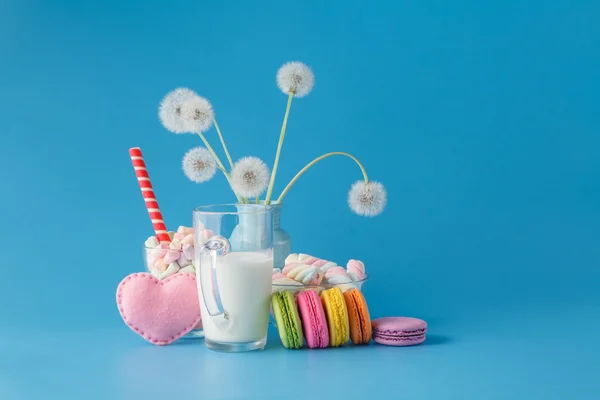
xmin=233 ymin=201 xmax=291 ymax=269
xmin=272 ymin=203 xmax=292 ymax=269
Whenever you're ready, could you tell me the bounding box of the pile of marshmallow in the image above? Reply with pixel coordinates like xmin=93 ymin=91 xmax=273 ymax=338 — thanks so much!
xmin=144 ymin=226 xmax=213 ymax=280
xmin=272 ymin=253 xmax=366 ymax=292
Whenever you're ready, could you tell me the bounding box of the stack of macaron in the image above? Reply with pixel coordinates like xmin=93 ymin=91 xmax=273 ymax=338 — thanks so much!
xmin=272 ymin=287 xmax=373 ymax=349
xmin=272 ymin=287 xmax=428 ymax=349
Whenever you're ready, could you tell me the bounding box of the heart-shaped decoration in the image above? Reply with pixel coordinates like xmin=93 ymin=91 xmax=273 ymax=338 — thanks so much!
xmin=116 ymin=272 xmax=201 ymax=345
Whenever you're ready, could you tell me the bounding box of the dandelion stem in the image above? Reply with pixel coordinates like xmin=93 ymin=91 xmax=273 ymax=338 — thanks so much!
xmin=255 ymin=197 xmax=260 ymax=204
xmin=276 ymin=152 xmax=369 ymax=203
xmin=197 ymin=132 xmax=225 ymax=170
xmin=213 ymin=118 xmax=235 ymax=170
xmin=196 ymin=132 xmax=243 ymax=203
xmin=265 ymin=91 xmax=294 ymax=205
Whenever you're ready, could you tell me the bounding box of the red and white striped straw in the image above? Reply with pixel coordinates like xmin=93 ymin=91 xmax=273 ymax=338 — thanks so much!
xmin=129 ymin=147 xmax=171 ymax=244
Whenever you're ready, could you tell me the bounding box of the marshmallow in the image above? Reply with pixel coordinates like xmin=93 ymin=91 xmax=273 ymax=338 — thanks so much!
xmin=181 ymin=234 xmax=195 ymax=246
xmin=177 ymin=226 xmax=194 ymax=235
xmin=287 ymin=253 xmax=338 ymax=271
xmin=144 ymin=236 xmax=159 ymax=249
xmin=273 ymin=268 xmax=282 ymax=275
xmin=168 ymin=231 xmax=176 ymax=240
xmin=282 ymin=263 xmax=307 ymax=278
xmin=146 ymin=249 xmax=159 ymax=265
xmin=284 ymin=253 xmax=300 ymax=264
xmin=182 ymin=243 xmax=194 ymax=260
xmin=152 ymin=258 xmax=168 ymax=273
xmin=160 ymin=262 xmax=180 ymax=280
xmin=283 ymin=263 xmax=324 ymax=286
xmin=282 ymin=262 xmax=302 ymax=276
xmin=150 ymin=246 xmax=168 ymax=260
xmin=173 ymin=232 xmax=186 ymax=241
xmin=295 ymin=266 xmax=324 ymax=285
xmin=289 ymin=253 xmax=320 ymax=264
xmin=299 ymin=255 xmax=318 ymax=265
xmin=163 ymin=250 xmax=180 ymax=265
xmin=325 ymin=267 xmax=348 ymax=277
xmin=177 ymin=252 xmax=191 ymax=267
xmin=346 ymin=259 xmax=366 ymax=281
xmin=325 ymin=274 xmax=353 ymax=285
xmin=319 ymin=262 xmax=337 ymax=273
xmin=311 ymin=259 xmax=328 ymax=268
xmin=169 ymin=240 xmax=182 ymax=250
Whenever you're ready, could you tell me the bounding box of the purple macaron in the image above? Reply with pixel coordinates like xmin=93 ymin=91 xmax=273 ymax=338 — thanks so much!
xmin=371 ymin=317 xmax=427 ymax=346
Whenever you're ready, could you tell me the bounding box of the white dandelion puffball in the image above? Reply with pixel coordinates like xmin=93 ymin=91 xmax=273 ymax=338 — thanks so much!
xmin=159 ymin=88 xmax=197 ymax=134
xmin=276 ymin=61 xmax=315 ymax=98
xmin=348 ymin=181 xmax=387 ymax=217
xmin=231 ymin=157 xmax=270 ymax=198
xmin=181 ymin=95 xmax=214 ymax=133
xmin=182 ymin=147 xmax=217 ymax=183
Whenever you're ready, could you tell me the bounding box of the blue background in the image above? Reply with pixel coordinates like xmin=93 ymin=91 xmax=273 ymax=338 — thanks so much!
xmin=1 ymin=0 xmax=599 ymax=399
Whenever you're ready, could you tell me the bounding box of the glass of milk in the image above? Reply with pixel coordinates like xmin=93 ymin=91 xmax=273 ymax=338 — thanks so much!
xmin=193 ymin=204 xmax=274 ymax=352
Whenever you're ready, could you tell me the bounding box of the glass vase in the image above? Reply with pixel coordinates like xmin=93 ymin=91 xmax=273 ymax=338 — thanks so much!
xmin=272 ymin=203 xmax=292 ymax=269
xmin=230 ymin=202 xmax=291 ymax=269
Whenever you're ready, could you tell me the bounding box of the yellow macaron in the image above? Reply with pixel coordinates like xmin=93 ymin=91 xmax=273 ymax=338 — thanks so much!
xmin=320 ymin=287 xmax=350 ymax=347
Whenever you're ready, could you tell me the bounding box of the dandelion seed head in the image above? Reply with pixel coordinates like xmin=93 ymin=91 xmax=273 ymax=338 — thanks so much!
xmin=181 ymin=95 xmax=214 ymax=133
xmin=182 ymin=147 xmax=217 ymax=183
xmin=348 ymin=180 xmax=387 ymax=217
xmin=231 ymin=157 xmax=270 ymax=198
xmin=276 ymin=61 xmax=315 ymax=98
xmin=159 ymin=88 xmax=197 ymax=134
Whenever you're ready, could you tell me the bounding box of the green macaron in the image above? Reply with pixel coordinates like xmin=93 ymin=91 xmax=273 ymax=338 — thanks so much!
xmin=271 ymin=290 xmax=304 ymax=349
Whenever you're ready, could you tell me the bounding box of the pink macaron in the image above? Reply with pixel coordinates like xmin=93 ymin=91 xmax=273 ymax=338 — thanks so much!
xmin=297 ymin=290 xmax=329 ymax=348
xmin=371 ymin=317 xmax=427 ymax=346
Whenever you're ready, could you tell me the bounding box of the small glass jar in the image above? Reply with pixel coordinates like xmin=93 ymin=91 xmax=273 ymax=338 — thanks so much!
xmin=143 ymin=244 xmax=204 ymax=339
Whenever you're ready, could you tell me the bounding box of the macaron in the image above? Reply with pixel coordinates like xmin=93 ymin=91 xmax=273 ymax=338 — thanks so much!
xmin=343 ymin=288 xmax=372 ymax=345
xmin=297 ymin=290 xmax=329 ymax=348
xmin=271 ymin=290 xmax=304 ymax=349
xmin=371 ymin=317 xmax=427 ymax=346
xmin=320 ymin=287 xmax=350 ymax=347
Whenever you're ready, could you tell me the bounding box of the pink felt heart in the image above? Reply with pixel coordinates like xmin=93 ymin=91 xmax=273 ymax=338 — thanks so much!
xmin=116 ymin=272 xmax=201 ymax=345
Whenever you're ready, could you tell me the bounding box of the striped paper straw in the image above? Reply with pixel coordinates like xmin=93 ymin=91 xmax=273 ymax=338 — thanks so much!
xmin=129 ymin=147 xmax=171 ymax=244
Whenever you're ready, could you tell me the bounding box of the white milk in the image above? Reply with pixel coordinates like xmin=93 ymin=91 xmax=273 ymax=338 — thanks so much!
xmin=198 ymin=251 xmax=273 ymax=343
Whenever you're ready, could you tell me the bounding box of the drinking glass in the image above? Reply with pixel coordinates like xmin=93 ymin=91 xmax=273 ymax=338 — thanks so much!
xmin=193 ymin=204 xmax=274 ymax=352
